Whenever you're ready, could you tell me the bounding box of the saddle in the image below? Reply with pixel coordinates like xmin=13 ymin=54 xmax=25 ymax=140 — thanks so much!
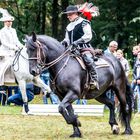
xmin=4 ymin=66 xmax=16 ymax=84
xmin=74 ymin=48 xmax=110 ymax=98
xmin=0 ymin=58 xmax=16 ymax=85
xmin=75 ymin=48 xmax=110 ymax=70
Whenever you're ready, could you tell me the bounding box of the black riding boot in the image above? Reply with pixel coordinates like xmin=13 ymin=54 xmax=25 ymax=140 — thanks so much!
xmin=88 ymin=62 xmax=99 ymax=90
xmin=82 ymin=53 xmax=99 ymax=90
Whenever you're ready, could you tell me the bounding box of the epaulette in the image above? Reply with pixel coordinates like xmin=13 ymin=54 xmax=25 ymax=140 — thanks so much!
xmin=82 ymin=20 xmax=90 ymax=28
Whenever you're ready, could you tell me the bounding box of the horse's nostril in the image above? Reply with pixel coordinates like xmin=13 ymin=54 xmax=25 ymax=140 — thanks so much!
xmin=31 ymin=70 xmax=36 ymax=76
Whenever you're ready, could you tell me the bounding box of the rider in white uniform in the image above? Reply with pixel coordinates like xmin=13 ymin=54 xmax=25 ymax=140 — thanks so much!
xmin=0 ymin=13 xmax=23 ymax=85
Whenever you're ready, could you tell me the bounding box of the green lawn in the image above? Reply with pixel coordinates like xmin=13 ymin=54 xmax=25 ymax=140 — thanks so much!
xmin=0 ymin=105 xmax=139 ymax=140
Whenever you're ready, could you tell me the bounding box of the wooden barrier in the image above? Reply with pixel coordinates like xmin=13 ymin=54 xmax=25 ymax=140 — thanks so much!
xmin=23 ymin=104 xmax=104 ymax=116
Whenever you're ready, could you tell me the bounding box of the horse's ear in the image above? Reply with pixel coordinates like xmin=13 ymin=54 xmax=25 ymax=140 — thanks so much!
xmin=24 ymin=35 xmax=29 ymax=42
xmin=32 ymin=32 xmax=37 ymax=42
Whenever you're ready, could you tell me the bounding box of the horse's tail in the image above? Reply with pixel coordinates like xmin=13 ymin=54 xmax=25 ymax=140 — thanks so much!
xmin=119 ymin=79 xmax=134 ymax=126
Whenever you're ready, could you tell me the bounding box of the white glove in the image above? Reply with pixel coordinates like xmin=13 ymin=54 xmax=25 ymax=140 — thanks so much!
xmin=19 ymin=44 xmax=24 ymax=49
xmin=11 ymin=45 xmax=18 ymax=51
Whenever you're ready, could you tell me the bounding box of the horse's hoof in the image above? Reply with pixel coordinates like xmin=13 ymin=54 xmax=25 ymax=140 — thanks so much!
xmin=22 ymin=110 xmax=28 ymax=115
xmin=22 ymin=110 xmax=34 ymax=115
xmin=112 ymin=125 xmax=120 ymax=135
xmin=69 ymin=133 xmax=82 ymax=138
xmin=122 ymin=129 xmax=133 ymax=135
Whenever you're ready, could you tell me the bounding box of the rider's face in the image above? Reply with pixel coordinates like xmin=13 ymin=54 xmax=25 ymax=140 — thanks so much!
xmin=4 ymin=20 xmax=13 ymax=27
xmin=67 ymin=12 xmax=78 ymax=22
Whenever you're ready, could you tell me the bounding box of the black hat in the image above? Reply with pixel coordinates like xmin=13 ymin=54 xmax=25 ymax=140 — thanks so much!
xmin=63 ymin=5 xmax=80 ymax=14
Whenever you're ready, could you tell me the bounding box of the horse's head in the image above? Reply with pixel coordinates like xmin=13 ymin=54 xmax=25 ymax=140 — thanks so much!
xmin=25 ymin=32 xmax=47 ymax=76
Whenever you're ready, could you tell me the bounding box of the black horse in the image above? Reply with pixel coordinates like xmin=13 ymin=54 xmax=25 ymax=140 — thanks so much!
xmin=25 ymin=33 xmax=133 ymax=137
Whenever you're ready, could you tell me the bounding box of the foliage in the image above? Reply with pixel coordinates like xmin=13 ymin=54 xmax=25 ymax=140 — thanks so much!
xmin=0 ymin=0 xmax=140 ymax=58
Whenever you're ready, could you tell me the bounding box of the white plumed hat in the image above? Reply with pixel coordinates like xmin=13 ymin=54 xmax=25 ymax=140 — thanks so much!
xmin=0 ymin=8 xmax=14 ymax=22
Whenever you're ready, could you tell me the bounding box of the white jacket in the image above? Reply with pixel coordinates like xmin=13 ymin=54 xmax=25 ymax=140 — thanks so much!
xmin=0 ymin=26 xmax=23 ymax=56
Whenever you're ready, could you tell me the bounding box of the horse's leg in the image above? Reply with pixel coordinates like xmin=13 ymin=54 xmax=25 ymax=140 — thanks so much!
xmin=18 ymin=80 xmax=29 ymax=113
xmin=66 ymin=105 xmax=82 ymax=137
xmin=58 ymin=90 xmax=81 ymax=137
xmin=33 ymin=75 xmax=51 ymax=94
xmin=115 ymin=82 xmax=133 ymax=135
xmin=96 ymin=92 xmax=120 ymax=135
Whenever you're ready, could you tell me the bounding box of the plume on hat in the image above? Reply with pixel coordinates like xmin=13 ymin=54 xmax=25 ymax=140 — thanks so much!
xmin=0 ymin=8 xmax=11 ymax=17
xmin=0 ymin=8 xmax=14 ymax=21
xmin=78 ymin=2 xmax=100 ymax=21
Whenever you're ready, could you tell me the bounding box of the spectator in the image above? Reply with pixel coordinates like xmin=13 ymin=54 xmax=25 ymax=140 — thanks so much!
xmin=132 ymin=45 xmax=140 ymax=67
xmin=131 ymin=45 xmax=140 ymax=111
xmin=7 ymin=83 xmax=37 ymax=106
xmin=104 ymin=40 xmax=118 ymax=56
xmin=76 ymin=99 xmax=87 ymax=105
xmin=131 ymin=52 xmax=140 ymax=113
xmin=116 ymin=49 xmax=130 ymax=77
xmin=40 ymin=70 xmax=60 ymax=104
xmin=104 ymin=41 xmax=118 ymax=103
xmin=0 ymin=86 xmax=7 ymax=105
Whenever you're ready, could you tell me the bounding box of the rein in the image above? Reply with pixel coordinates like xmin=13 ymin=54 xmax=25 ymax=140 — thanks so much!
xmin=31 ymin=40 xmax=71 ymax=69
xmin=29 ymin=40 xmax=71 ymax=84
xmin=12 ymin=48 xmax=23 ymax=72
xmin=12 ymin=48 xmax=29 ymax=72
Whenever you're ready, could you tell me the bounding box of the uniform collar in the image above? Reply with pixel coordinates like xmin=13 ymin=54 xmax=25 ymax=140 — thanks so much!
xmin=67 ymin=17 xmax=84 ymax=31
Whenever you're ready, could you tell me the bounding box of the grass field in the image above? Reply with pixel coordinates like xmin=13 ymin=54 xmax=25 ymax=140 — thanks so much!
xmin=0 ymin=104 xmax=140 ymax=140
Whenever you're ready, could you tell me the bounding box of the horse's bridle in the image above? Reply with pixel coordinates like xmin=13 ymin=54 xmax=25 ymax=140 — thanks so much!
xmin=28 ymin=40 xmax=70 ymax=83
xmin=28 ymin=40 xmax=46 ymax=67
xmin=29 ymin=40 xmax=70 ymax=69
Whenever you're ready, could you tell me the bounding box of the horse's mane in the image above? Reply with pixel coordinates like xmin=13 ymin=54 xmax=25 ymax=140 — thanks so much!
xmin=29 ymin=35 xmax=66 ymax=53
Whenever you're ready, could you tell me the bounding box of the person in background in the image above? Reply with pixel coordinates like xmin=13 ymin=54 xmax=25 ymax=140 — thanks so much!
xmin=131 ymin=45 xmax=140 ymax=111
xmin=7 ymin=83 xmax=37 ymax=106
xmin=104 ymin=40 xmax=118 ymax=55
xmin=76 ymin=99 xmax=87 ymax=105
xmin=0 ymin=86 xmax=7 ymax=105
xmin=115 ymin=49 xmax=130 ymax=111
xmin=132 ymin=45 xmax=140 ymax=67
xmin=116 ymin=49 xmax=130 ymax=77
xmin=40 ymin=70 xmax=60 ymax=104
xmin=104 ymin=41 xmax=118 ymax=103
xmin=131 ymin=52 xmax=140 ymax=113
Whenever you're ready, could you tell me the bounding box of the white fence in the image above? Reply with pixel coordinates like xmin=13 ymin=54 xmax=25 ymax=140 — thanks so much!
xmin=24 ymin=104 xmax=104 ymax=116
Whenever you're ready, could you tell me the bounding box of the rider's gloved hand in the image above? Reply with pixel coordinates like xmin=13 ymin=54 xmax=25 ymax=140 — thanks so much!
xmin=11 ymin=45 xmax=18 ymax=51
xmin=72 ymin=41 xmax=78 ymax=47
xmin=61 ymin=40 xmax=68 ymax=47
xmin=19 ymin=45 xmax=24 ymax=49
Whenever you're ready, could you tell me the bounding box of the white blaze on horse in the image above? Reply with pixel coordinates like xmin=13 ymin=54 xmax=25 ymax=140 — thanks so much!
xmin=0 ymin=47 xmax=51 ymax=113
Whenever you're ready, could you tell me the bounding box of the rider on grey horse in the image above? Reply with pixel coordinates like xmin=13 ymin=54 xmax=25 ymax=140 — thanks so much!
xmin=0 ymin=12 xmax=24 ymax=85
xmin=61 ymin=5 xmax=99 ymax=90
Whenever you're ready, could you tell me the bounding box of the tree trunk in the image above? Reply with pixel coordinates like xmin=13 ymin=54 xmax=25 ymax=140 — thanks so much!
xmin=59 ymin=0 xmax=69 ymax=41
xmin=52 ymin=0 xmax=59 ymax=38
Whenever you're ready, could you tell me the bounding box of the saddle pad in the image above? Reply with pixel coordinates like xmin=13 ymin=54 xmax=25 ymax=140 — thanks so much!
xmin=4 ymin=67 xmax=16 ymax=84
xmin=95 ymin=58 xmax=110 ymax=68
